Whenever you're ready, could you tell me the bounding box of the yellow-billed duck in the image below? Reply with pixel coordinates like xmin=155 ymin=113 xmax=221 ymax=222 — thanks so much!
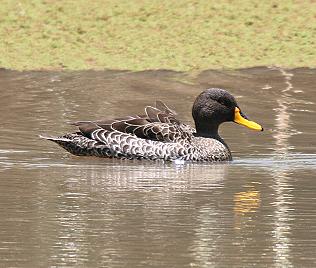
xmin=40 ymin=88 xmax=263 ymax=162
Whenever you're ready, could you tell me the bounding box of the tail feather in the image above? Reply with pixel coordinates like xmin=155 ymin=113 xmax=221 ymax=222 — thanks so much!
xmin=39 ymin=134 xmax=71 ymax=143
xmin=40 ymin=133 xmax=112 ymax=157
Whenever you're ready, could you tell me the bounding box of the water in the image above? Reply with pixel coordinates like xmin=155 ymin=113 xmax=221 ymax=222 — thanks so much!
xmin=0 ymin=67 xmax=315 ymax=267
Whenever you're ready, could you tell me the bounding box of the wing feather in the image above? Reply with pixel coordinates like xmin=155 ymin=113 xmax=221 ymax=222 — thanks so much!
xmin=73 ymin=101 xmax=194 ymax=143
xmin=155 ymin=100 xmax=177 ymax=115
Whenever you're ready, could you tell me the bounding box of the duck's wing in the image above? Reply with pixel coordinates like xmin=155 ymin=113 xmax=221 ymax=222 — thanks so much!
xmin=110 ymin=118 xmax=192 ymax=143
xmin=71 ymin=101 xmax=193 ymax=143
xmin=71 ymin=115 xmax=145 ymax=131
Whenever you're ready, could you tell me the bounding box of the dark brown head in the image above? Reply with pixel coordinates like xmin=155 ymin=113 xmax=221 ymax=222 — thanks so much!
xmin=192 ymin=88 xmax=263 ymax=137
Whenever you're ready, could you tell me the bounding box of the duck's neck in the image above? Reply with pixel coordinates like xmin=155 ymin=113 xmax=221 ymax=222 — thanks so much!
xmin=194 ymin=122 xmax=220 ymax=138
xmin=194 ymin=122 xmax=229 ymax=149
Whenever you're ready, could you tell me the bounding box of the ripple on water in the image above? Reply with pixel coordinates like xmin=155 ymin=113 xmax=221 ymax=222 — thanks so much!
xmin=233 ymin=153 xmax=316 ymax=170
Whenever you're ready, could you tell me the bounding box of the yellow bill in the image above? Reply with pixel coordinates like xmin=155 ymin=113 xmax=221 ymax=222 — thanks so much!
xmin=234 ymin=107 xmax=263 ymax=131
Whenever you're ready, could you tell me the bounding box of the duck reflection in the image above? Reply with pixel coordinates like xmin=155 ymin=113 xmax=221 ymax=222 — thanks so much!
xmin=41 ymin=162 xmax=229 ymax=266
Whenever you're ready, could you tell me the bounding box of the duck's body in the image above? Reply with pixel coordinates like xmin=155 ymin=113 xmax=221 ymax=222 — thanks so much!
xmin=43 ymin=122 xmax=230 ymax=162
xmin=41 ymin=88 xmax=262 ymax=162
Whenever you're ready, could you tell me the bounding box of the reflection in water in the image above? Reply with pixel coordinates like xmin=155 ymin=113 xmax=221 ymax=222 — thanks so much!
xmin=191 ymin=205 xmax=220 ymax=268
xmin=58 ymin=162 xmax=228 ymax=192
xmin=233 ymin=187 xmax=261 ymax=236
xmin=270 ymin=67 xmax=294 ymax=268
xmin=51 ymin=190 xmax=89 ymax=267
xmin=234 ymin=189 xmax=261 ymax=216
xmin=38 ymin=163 xmax=229 ymax=267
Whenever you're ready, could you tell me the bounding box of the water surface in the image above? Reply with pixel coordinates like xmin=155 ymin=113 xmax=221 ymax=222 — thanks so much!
xmin=0 ymin=67 xmax=315 ymax=267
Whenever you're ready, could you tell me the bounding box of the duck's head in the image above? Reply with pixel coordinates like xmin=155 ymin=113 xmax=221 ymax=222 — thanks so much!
xmin=192 ymin=88 xmax=263 ymax=137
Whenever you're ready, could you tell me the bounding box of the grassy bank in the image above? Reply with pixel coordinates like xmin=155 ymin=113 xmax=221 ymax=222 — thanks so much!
xmin=0 ymin=0 xmax=316 ymax=71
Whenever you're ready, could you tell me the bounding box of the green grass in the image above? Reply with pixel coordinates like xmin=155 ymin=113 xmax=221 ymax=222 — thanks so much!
xmin=0 ymin=0 xmax=316 ymax=71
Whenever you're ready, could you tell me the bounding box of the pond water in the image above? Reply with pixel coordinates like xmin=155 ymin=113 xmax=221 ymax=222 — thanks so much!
xmin=0 ymin=67 xmax=315 ymax=267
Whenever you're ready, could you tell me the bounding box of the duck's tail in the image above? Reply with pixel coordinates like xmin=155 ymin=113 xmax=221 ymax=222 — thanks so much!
xmin=39 ymin=134 xmax=72 ymax=143
xmin=39 ymin=133 xmax=89 ymax=156
xmin=39 ymin=133 xmax=112 ymax=157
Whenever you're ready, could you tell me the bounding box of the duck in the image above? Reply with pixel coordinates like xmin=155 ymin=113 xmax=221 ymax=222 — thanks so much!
xmin=40 ymin=88 xmax=263 ymax=162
